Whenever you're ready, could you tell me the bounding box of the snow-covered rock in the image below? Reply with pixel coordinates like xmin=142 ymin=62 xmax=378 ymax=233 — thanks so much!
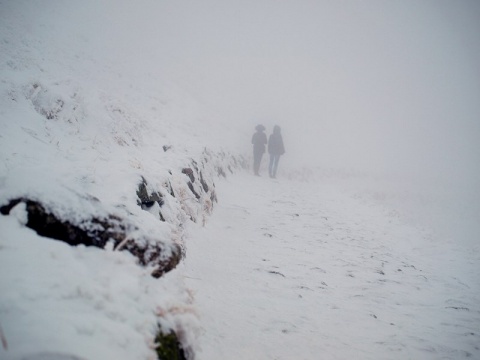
xmin=0 ymin=2 xmax=247 ymax=358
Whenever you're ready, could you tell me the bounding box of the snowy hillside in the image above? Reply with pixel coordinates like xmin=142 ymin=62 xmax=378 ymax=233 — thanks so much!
xmin=1 ymin=1 xmax=479 ymax=360
xmin=0 ymin=69 xmax=244 ymax=358
xmin=0 ymin=2 xmax=246 ymax=359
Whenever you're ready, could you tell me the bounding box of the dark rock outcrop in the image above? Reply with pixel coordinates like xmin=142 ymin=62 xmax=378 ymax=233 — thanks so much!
xmin=136 ymin=177 xmax=166 ymax=221
xmin=0 ymin=198 xmax=181 ymax=278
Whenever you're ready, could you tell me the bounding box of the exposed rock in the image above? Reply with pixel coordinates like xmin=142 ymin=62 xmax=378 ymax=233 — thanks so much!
xmin=137 ymin=177 xmax=164 ymax=207
xmin=116 ymin=237 xmax=181 ymax=278
xmin=181 ymin=168 xmax=195 ymax=183
xmin=0 ymin=150 xmax=245 ymax=281
xmin=0 ymin=198 xmax=180 ymax=278
xmin=136 ymin=177 xmax=165 ymax=221
xmin=167 ymin=180 xmax=175 ymax=198
xmin=199 ymin=171 xmax=209 ymax=192
xmin=187 ymin=181 xmax=200 ymax=200
xmin=210 ymin=189 xmax=217 ymax=204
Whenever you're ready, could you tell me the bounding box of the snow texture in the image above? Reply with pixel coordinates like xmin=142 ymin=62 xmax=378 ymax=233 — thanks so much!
xmin=185 ymin=174 xmax=479 ymax=359
xmin=1 ymin=1 xmax=479 ymax=360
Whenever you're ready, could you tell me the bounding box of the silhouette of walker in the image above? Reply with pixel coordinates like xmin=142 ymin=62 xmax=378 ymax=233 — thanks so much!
xmin=268 ymin=125 xmax=285 ymax=178
xmin=251 ymin=124 xmax=267 ymax=176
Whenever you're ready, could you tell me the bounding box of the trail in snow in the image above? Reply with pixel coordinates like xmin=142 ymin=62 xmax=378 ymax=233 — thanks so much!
xmin=184 ymin=173 xmax=479 ymax=360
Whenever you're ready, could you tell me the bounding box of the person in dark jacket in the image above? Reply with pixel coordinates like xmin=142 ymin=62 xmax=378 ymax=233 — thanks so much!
xmin=252 ymin=124 xmax=268 ymax=176
xmin=268 ymin=125 xmax=285 ymax=178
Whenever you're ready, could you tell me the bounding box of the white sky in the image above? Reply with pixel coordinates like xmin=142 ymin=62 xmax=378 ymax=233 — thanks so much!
xmin=154 ymin=1 xmax=480 ymax=180
xmin=97 ymin=0 xmax=480 ymax=185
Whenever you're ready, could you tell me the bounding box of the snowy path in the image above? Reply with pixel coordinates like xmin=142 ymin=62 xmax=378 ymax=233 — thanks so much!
xmin=184 ymin=173 xmax=479 ymax=360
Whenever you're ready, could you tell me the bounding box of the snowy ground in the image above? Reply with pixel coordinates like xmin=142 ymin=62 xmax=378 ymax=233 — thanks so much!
xmin=184 ymin=172 xmax=480 ymax=360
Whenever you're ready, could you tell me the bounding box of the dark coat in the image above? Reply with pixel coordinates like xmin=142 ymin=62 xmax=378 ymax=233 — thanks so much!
xmin=252 ymin=131 xmax=267 ymax=154
xmin=268 ymin=132 xmax=285 ymax=155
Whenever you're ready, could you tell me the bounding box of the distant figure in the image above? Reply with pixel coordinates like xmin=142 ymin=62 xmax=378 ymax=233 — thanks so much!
xmin=268 ymin=125 xmax=285 ymax=178
xmin=252 ymin=124 xmax=267 ymax=176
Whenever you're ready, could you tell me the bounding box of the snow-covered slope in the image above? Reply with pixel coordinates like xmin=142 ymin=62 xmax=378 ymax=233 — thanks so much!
xmin=0 ymin=2 xmax=246 ymax=359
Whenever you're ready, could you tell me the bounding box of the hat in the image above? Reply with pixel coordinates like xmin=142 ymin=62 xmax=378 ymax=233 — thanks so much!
xmin=255 ymin=124 xmax=265 ymax=131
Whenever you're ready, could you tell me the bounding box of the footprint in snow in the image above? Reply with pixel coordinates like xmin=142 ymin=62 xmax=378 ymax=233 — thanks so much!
xmin=268 ymin=270 xmax=286 ymax=277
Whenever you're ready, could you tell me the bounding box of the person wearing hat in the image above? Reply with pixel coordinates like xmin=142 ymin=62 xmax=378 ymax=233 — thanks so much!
xmin=251 ymin=124 xmax=268 ymax=176
xmin=268 ymin=125 xmax=285 ymax=178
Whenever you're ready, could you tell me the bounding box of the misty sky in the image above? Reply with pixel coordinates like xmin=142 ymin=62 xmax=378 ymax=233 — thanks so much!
xmin=5 ymin=0 xmax=480 ymax=189
xmin=114 ymin=0 xmax=480 ymax=186
xmin=156 ymin=1 xmax=480 ymax=182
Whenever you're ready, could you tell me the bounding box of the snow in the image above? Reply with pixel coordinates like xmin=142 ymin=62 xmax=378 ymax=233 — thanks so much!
xmin=1 ymin=1 xmax=479 ymax=359
xmin=0 ymin=2 xmax=231 ymax=359
xmin=184 ymin=174 xmax=479 ymax=359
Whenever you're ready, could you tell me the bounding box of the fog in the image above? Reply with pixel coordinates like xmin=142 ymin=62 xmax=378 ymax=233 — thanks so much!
xmin=152 ymin=0 xmax=480 ymax=233
xmin=149 ymin=0 xmax=480 ymax=185
xmin=150 ymin=1 xmax=477 ymax=189
xmin=13 ymin=0 xmax=479 ymax=181
xmin=4 ymin=0 xmax=479 ymax=240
